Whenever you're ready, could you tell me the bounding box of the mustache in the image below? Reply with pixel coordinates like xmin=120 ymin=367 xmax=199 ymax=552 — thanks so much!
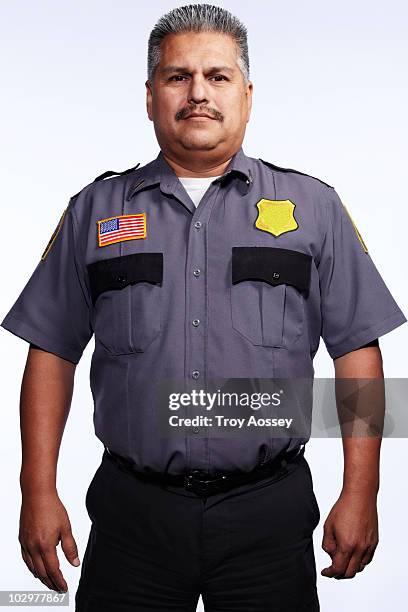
xmin=176 ymin=105 xmax=223 ymax=121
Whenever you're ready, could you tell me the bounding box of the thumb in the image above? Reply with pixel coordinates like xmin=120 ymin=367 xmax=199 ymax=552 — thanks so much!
xmin=60 ymin=526 xmax=80 ymax=567
xmin=321 ymin=524 xmax=337 ymax=556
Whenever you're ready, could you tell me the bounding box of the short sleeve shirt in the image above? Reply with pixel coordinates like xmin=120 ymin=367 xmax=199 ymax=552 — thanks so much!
xmin=1 ymin=147 xmax=406 ymax=474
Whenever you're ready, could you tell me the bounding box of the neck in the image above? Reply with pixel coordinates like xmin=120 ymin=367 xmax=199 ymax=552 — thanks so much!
xmin=161 ymin=152 xmax=233 ymax=178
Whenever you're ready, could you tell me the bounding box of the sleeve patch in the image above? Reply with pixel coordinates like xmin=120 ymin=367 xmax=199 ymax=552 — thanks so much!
xmin=342 ymin=203 xmax=369 ymax=254
xmin=41 ymin=207 xmax=68 ymax=261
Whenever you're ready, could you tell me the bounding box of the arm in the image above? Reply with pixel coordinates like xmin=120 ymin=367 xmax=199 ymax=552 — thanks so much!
xmin=18 ymin=346 xmax=80 ymax=593
xmin=321 ymin=344 xmax=382 ymax=579
xmin=336 ymin=342 xmax=383 ymax=500
xmin=316 ymin=186 xmax=406 ymax=579
xmin=0 ymin=200 xmax=94 ymax=592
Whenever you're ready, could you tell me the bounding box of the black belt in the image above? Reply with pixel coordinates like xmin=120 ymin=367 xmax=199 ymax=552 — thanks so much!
xmin=103 ymin=445 xmax=305 ymax=498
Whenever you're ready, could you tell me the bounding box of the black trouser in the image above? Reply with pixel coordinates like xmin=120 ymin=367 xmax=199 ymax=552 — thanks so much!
xmin=75 ymin=450 xmax=320 ymax=611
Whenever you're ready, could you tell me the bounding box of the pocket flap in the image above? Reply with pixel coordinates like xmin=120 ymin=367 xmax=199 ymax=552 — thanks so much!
xmin=232 ymin=247 xmax=312 ymax=292
xmin=87 ymin=252 xmax=163 ymax=305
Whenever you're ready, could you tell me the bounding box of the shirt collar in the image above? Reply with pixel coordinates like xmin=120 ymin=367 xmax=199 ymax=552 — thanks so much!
xmin=126 ymin=146 xmax=253 ymax=201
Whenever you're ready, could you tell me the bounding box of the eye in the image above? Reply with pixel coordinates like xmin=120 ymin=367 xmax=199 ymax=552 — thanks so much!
xmin=168 ymin=74 xmax=228 ymax=82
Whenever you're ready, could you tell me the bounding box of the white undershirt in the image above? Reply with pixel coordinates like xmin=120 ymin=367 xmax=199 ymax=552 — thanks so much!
xmin=178 ymin=175 xmax=223 ymax=208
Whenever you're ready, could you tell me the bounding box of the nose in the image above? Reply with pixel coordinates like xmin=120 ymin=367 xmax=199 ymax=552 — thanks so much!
xmin=187 ymin=75 xmax=209 ymax=106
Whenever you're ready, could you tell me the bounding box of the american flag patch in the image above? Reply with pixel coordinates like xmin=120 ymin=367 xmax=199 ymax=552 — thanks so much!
xmin=97 ymin=213 xmax=146 ymax=247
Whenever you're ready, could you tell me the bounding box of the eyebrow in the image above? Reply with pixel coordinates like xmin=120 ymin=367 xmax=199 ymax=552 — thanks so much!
xmin=160 ymin=65 xmax=235 ymax=76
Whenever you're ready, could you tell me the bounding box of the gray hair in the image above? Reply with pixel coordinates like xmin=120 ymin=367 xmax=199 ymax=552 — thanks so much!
xmin=147 ymin=4 xmax=249 ymax=85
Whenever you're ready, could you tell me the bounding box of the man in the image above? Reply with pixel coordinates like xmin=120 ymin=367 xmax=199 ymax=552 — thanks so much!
xmin=1 ymin=3 xmax=406 ymax=611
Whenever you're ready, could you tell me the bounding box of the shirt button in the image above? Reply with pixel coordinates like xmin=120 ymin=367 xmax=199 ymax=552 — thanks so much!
xmin=192 ymin=319 xmax=200 ymax=327
xmin=117 ymin=275 xmax=127 ymax=283
xmin=193 ymin=268 xmax=201 ymax=277
xmin=192 ymin=426 xmax=200 ymax=434
xmin=194 ymin=221 xmax=202 ymax=229
xmin=192 ymin=370 xmax=200 ymax=379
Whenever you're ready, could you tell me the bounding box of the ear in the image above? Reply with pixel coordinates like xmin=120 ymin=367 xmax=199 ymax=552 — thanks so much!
xmin=246 ymin=80 xmax=253 ymax=123
xmin=146 ymin=80 xmax=153 ymax=122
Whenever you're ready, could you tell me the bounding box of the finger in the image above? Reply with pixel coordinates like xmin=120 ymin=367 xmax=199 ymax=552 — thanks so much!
xmin=31 ymin=551 xmax=61 ymax=592
xmin=338 ymin=549 xmax=365 ymax=579
xmin=321 ymin=549 xmax=352 ymax=578
xmin=21 ymin=547 xmax=37 ymax=578
xmin=60 ymin=526 xmax=80 ymax=567
xmin=358 ymin=544 xmax=376 ymax=569
xmin=40 ymin=548 xmax=68 ymax=593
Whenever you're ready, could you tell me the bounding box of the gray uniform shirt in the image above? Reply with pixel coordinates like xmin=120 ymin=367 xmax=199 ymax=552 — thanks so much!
xmin=1 ymin=147 xmax=406 ymax=474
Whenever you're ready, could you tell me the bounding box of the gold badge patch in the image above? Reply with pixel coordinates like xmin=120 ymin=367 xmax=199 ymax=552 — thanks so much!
xmin=342 ymin=203 xmax=369 ymax=253
xmin=41 ymin=207 xmax=68 ymax=261
xmin=255 ymin=199 xmax=298 ymax=237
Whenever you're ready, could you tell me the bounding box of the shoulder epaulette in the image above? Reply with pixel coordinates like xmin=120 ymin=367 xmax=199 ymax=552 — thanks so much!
xmin=92 ymin=162 xmax=140 ymax=183
xmin=259 ymin=158 xmax=333 ymax=190
xmin=70 ymin=162 xmax=140 ymax=200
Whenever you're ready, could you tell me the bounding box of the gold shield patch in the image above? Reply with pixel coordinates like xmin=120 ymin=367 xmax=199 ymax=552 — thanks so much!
xmin=255 ymin=199 xmax=298 ymax=237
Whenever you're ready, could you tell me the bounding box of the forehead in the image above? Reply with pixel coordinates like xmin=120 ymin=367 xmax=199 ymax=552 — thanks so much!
xmin=158 ymin=31 xmax=239 ymax=69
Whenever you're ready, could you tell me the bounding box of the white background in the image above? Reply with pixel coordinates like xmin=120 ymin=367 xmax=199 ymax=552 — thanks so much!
xmin=0 ymin=1 xmax=407 ymax=610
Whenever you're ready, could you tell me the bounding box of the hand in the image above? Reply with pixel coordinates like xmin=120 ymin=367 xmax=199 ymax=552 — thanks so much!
xmin=18 ymin=491 xmax=80 ymax=592
xmin=321 ymin=490 xmax=379 ymax=579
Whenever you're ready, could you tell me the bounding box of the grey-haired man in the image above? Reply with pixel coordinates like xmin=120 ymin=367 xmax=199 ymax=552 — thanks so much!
xmin=2 ymin=4 xmax=406 ymax=611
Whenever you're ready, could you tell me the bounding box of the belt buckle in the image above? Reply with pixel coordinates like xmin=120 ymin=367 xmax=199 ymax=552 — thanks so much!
xmin=184 ymin=470 xmax=228 ymax=497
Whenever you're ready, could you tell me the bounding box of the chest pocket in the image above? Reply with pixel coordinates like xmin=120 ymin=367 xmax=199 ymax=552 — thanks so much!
xmin=87 ymin=252 xmax=163 ymax=355
xmin=231 ymin=246 xmax=312 ymax=347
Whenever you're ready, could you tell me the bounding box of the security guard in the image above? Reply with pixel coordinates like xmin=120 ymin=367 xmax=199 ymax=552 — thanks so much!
xmin=2 ymin=4 xmax=406 ymax=612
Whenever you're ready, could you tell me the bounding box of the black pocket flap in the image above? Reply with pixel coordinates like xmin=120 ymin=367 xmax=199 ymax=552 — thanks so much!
xmin=232 ymin=247 xmax=312 ymax=292
xmin=87 ymin=252 xmax=163 ymax=305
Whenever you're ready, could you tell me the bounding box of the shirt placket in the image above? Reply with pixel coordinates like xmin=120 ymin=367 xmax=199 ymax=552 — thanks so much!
xmin=181 ymin=181 xmax=222 ymax=473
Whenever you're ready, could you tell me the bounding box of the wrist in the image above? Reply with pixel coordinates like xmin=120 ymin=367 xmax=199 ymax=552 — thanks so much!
xmin=341 ymin=480 xmax=379 ymax=500
xmin=20 ymin=471 xmax=57 ymax=497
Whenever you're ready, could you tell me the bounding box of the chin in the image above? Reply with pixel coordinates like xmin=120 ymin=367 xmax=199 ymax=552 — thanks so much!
xmin=179 ymin=138 xmax=219 ymax=151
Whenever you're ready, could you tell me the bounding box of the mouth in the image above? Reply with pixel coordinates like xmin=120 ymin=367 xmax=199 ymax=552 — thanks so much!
xmin=184 ymin=113 xmax=214 ymax=120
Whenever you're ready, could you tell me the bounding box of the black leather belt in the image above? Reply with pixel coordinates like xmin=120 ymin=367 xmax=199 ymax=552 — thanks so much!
xmin=103 ymin=445 xmax=305 ymax=498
